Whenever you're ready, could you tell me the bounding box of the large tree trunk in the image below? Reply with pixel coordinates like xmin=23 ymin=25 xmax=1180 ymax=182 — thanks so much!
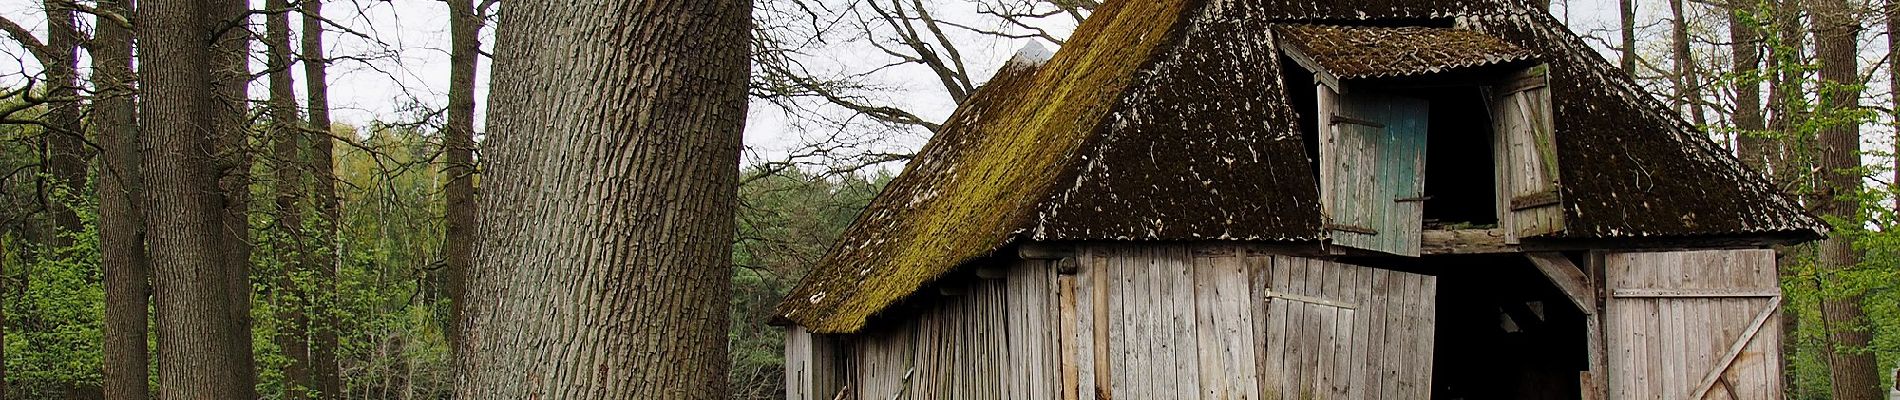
xmin=206 ymin=0 xmax=258 ymax=395
xmin=137 ymin=0 xmax=248 ymax=397
xmin=301 ymin=1 xmax=343 ymax=396
xmin=1810 ymin=0 xmax=1884 ymax=398
xmin=265 ymin=0 xmax=313 ymax=397
xmin=95 ymin=0 xmax=151 ymax=398
xmin=452 ymin=0 xmax=749 ymax=398
xmin=1621 ymin=0 xmax=1639 ymax=77
xmin=40 ymin=0 xmax=84 ymax=243
xmin=442 ymin=0 xmax=480 ymax=358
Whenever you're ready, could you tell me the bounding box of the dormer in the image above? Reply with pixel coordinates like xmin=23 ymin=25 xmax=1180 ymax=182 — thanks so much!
xmin=1276 ymin=24 xmax=1562 ymax=257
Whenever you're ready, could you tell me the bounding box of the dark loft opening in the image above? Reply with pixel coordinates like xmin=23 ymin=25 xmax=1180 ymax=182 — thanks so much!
xmin=1430 ymin=255 xmax=1588 ymax=400
xmin=1412 ymin=86 xmax=1498 ymax=228
xmin=1282 ymin=56 xmax=1322 ymax=183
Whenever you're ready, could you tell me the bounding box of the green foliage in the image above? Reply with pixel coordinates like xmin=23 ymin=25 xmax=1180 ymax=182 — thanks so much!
xmin=2 ymin=211 xmax=106 ymax=397
xmin=727 ymin=166 xmax=884 ymax=400
xmin=1727 ymin=9 xmax=1900 ymax=396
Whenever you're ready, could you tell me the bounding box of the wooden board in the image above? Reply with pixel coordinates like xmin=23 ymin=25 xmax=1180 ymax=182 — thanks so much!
xmin=1490 ymin=65 xmax=1565 ymax=242
xmin=817 ymin=245 xmax=1439 ymax=400
xmin=1602 ymin=249 xmax=1783 ymax=400
xmin=1324 ymin=87 xmax=1430 ymax=257
xmin=1251 ymin=254 xmax=1437 ymax=400
xmin=785 ymin=326 xmax=842 ymax=400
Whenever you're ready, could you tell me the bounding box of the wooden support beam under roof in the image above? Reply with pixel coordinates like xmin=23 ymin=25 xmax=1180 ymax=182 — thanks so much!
xmin=1421 ymin=228 xmax=1802 ymax=255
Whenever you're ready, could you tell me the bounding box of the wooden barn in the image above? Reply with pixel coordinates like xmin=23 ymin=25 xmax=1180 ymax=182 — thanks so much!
xmin=773 ymin=0 xmax=1825 ymax=398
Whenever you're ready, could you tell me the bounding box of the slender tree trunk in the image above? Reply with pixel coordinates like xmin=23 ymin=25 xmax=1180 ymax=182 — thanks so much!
xmin=96 ymin=0 xmax=151 ymax=398
xmin=1621 ymin=0 xmax=1639 ymax=77
xmin=205 ymin=0 xmax=258 ymax=395
xmin=301 ymin=2 xmax=343 ymax=396
xmin=265 ymin=0 xmax=313 ymax=397
xmin=452 ymin=0 xmax=749 ymax=397
xmin=138 ymin=0 xmax=247 ymax=396
xmin=1889 ymin=0 xmax=1900 ymax=214
xmin=41 ymin=0 xmax=84 ymax=244
xmin=1810 ymin=0 xmax=1884 ymax=398
xmin=1767 ymin=0 xmax=1804 ymax=182
xmin=442 ymin=0 xmax=480 ymax=358
xmin=2 ymin=241 xmax=7 ymax=398
xmin=1671 ymin=0 xmax=1708 ymax=126
xmin=1734 ymin=0 xmax=1770 ymax=169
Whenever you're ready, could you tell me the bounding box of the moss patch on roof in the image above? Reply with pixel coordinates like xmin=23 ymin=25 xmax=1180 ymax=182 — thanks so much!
xmin=774 ymin=0 xmax=1200 ymax=333
xmin=1276 ymin=24 xmax=1537 ymax=79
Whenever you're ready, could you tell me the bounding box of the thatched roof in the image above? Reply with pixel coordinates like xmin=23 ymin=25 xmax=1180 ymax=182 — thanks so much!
xmin=777 ymin=0 xmax=1823 ymax=334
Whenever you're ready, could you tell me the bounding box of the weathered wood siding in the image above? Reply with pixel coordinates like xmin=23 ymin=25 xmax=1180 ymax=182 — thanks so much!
xmin=1069 ymin=245 xmax=1436 ymax=400
xmin=1489 ymin=65 xmax=1565 ymax=241
xmin=799 ymin=259 xmax=1060 ymax=400
xmin=1603 ymin=249 xmax=1783 ymax=400
xmin=1321 ymin=86 xmax=1430 ymax=257
xmin=796 ymin=245 xmax=1439 ymax=400
xmin=785 ymin=326 xmax=842 ymax=400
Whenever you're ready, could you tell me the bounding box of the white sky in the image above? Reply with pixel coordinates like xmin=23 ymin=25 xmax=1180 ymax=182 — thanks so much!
xmin=0 ymin=0 xmax=1889 ymax=174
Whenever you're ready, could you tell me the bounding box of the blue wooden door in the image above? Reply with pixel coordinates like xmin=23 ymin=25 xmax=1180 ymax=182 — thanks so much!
xmin=1325 ymin=92 xmax=1428 ymax=256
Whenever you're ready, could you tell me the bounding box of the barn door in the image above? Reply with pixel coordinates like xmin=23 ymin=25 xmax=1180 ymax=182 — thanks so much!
xmin=1320 ymin=89 xmax=1429 ymax=257
xmin=1603 ymin=249 xmax=1784 ymax=400
xmin=1489 ymin=66 xmax=1565 ymax=241
xmin=1257 ymin=257 xmax=1436 ymax=400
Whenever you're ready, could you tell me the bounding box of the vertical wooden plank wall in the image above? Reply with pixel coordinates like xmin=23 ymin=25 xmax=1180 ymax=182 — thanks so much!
xmin=1603 ymin=249 xmax=1782 ymax=400
xmin=1063 ymin=244 xmax=1433 ymax=400
xmin=836 ymin=258 xmax=1060 ymax=400
xmin=820 ymin=244 xmax=1442 ymax=400
xmin=1249 ymin=252 xmax=1436 ymax=400
xmin=785 ymin=326 xmax=841 ymax=400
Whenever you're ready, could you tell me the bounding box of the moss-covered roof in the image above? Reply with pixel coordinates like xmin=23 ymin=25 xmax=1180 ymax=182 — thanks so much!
xmin=777 ymin=0 xmax=1823 ymax=334
xmin=1276 ymin=24 xmax=1537 ymax=79
xmin=774 ymin=0 xmax=1200 ymax=333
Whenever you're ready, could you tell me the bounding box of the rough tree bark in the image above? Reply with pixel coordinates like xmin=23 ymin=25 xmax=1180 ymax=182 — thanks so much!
xmin=95 ymin=0 xmax=150 ymax=398
xmin=137 ymin=0 xmax=247 ymax=397
xmin=442 ymin=0 xmax=481 ymax=357
xmin=1889 ymin=0 xmax=1900 ymax=214
xmin=265 ymin=0 xmax=314 ymax=397
xmin=1733 ymin=0 xmax=1770 ymax=170
xmin=1809 ymin=0 xmax=1884 ymax=397
xmin=206 ymin=0 xmax=258 ymax=394
xmin=301 ymin=1 xmax=343 ymax=395
xmin=452 ymin=0 xmax=749 ymax=398
xmin=41 ymin=0 xmax=84 ymax=243
xmin=1670 ymin=0 xmax=1707 ymax=126
xmin=1621 ymin=0 xmax=1638 ymax=77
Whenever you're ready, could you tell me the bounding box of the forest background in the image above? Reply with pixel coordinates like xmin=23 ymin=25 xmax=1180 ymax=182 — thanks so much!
xmin=0 ymin=0 xmax=1894 ymax=398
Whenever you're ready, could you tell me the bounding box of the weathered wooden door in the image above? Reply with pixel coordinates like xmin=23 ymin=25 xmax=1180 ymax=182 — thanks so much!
xmin=1256 ymin=257 xmax=1436 ymax=400
xmin=1321 ymin=90 xmax=1429 ymax=256
xmin=1603 ymin=249 xmax=1784 ymax=400
xmin=1490 ymin=66 xmax=1565 ymax=241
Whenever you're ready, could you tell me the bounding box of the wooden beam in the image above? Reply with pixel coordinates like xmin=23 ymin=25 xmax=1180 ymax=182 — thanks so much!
xmin=1422 ymin=228 xmax=1806 ymax=255
xmin=1609 ymin=288 xmax=1780 ymax=298
xmin=1280 ymin=45 xmax=1343 ymax=92
xmin=1525 ymin=252 xmax=1595 ymax=315
xmin=1019 ymin=242 xmax=1076 ymax=260
xmin=1422 ymin=228 xmax=1517 ymax=254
